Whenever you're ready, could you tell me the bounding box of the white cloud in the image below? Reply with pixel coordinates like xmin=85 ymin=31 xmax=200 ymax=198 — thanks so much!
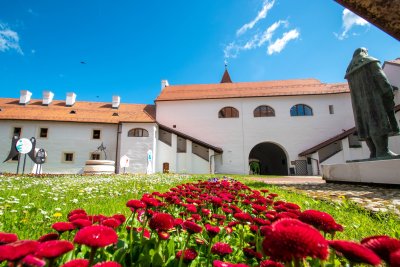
xmin=243 ymin=20 xmax=287 ymax=50
xmin=223 ymin=42 xmax=241 ymax=59
xmin=0 ymin=23 xmax=23 ymax=54
xmin=267 ymin=29 xmax=299 ymax=55
xmin=336 ymin=9 xmax=369 ymax=40
xmin=236 ymin=0 xmax=275 ymax=36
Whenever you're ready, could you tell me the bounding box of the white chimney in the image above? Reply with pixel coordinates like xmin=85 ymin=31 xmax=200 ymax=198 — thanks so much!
xmin=19 ymin=90 xmax=32 ymax=105
xmin=42 ymin=91 xmax=54 ymax=106
xmin=66 ymin=92 xmax=76 ymax=107
xmin=161 ymin=80 xmax=169 ymax=90
xmin=112 ymin=95 xmax=120 ymax=109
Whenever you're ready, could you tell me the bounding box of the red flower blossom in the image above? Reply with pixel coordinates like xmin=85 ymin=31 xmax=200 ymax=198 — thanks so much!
xmin=182 ymin=220 xmax=203 ymax=234
xmin=68 ymin=213 xmax=89 ymax=222
xmin=275 ymin=212 xmax=298 ymax=220
xmin=67 ymin=209 xmax=87 ymax=218
xmin=141 ymin=196 xmax=160 ymax=207
xmin=35 ymin=240 xmax=74 ymax=259
xmin=211 ymin=196 xmax=223 ymax=206
xmin=212 ymin=214 xmax=226 ymax=221
xmin=74 ymin=225 xmax=118 ymax=248
xmin=253 ymin=217 xmax=271 ymax=226
xmin=157 ymin=231 xmax=170 ymax=240
xmin=0 ymin=232 xmax=18 ymax=245
xmin=252 ymin=204 xmax=267 ymax=213
xmin=126 ymin=199 xmax=146 ymax=210
xmin=243 ymin=247 xmax=262 ymax=259
xmin=390 ymin=249 xmax=400 ymax=267
xmin=262 ymin=218 xmax=329 ymax=262
xmin=92 ymin=261 xmax=122 ymax=267
xmin=137 ymin=227 xmax=151 ymax=239
xmin=112 ymin=214 xmax=126 ymax=224
xmin=185 ymin=204 xmax=197 ymax=213
xmin=90 ymin=214 xmax=108 ymax=223
xmin=149 ymin=213 xmax=174 ymax=231
xmin=201 ymin=208 xmax=211 ymax=216
xmin=328 ymin=240 xmax=381 ymax=266
xmin=175 ymin=248 xmax=198 ymax=263
xmin=174 ymin=218 xmax=183 ymax=227
xmin=361 ymin=235 xmax=400 ymax=263
xmin=190 ymin=214 xmax=202 ymax=221
xmin=204 ymin=224 xmax=220 ymax=238
xmin=101 ymin=218 xmax=121 ymax=229
xmin=21 ymin=255 xmax=46 ymax=267
xmin=233 ymin=212 xmax=253 ymax=223
xmin=61 ymin=259 xmax=89 ymax=267
xmin=259 ymin=260 xmax=284 ymax=267
xmin=72 ymin=219 xmax=93 ymax=229
xmin=211 ymin=242 xmax=233 ymax=257
xmin=38 ymin=233 xmax=59 ymax=242
xmin=0 ymin=240 xmax=39 ymax=261
xmin=213 ymin=260 xmax=249 ymax=267
xmin=298 ymin=210 xmax=343 ymax=234
xmin=52 ymin=222 xmax=75 ymax=233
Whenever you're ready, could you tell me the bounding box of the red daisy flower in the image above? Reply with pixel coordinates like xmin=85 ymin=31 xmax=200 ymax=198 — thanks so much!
xmin=213 ymin=260 xmax=250 ymax=267
xmin=72 ymin=219 xmax=93 ymax=229
xmin=253 ymin=217 xmax=271 ymax=226
xmin=21 ymin=255 xmax=46 ymax=267
xmin=190 ymin=214 xmax=202 ymax=221
xmin=174 ymin=218 xmax=184 ymax=227
xmin=328 ymin=240 xmax=381 ymax=266
xmin=0 ymin=240 xmax=39 ymax=261
xmin=390 ymin=249 xmax=400 ymax=267
xmin=211 ymin=242 xmax=233 ymax=257
xmin=141 ymin=196 xmax=160 ymax=207
xmin=201 ymin=208 xmax=211 ymax=216
xmin=68 ymin=213 xmax=89 ymax=222
xmin=262 ymin=218 xmax=329 ymax=262
xmin=361 ymin=235 xmax=400 ymax=263
xmin=67 ymin=209 xmax=87 ymax=218
xmin=259 ymin=260 xmax=284 ymax=267
xmin=211 ymin=196 xmax=223 ymax=206
xmin=205 ymin=224 xmax=220 ymax=238
xmin=252 ymin=204 xmax=267 ymax=213
xmin=38 ymin=233 xmax=59 ymax=243
xmin=233 ymin=212 xmax=253 ymax=223
xmin=52 ymin=222 xmax=76 ymax=233
xmin=149 ymin=213 xmax=174 ymax=231
xmin=35 ymin=240 xmax=74 ymax=259
xmin=0 ymin=232 xmax=18 ymax=245
xmin=101 ymin=218 xmax=121 ymax=229
xmin=175 ymin=248 xmax=198 ymax=263
xmin=182 ymin=220 xmax=203 ymax=234
xmin=74 ymin=225 xmax=118 ymax=248
xmin=137 ymin=227 xmax=151 ymax=239
xmin=298 ymin=210 xmax=343 ymax=234
xmin=126 ymin=199 xmax=146 ymax=210
xmin=92 ymin=261 xmax=122 ymax=267
xmin=112 ymin=214 xmax=126 ymax=224
xmin=61 ymin=259 xmax=89 ymax=267
xmin=157 ymin=231 xmax=170 ymax=240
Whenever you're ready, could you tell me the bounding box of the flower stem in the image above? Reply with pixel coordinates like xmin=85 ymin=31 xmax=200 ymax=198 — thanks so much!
xmin=206 ymin=237 xmax=213 ymax=267
xmin=178 ymin=233 xmax=191 ymax=267
xmin=88 ymin=247 xmax=98 ymax=267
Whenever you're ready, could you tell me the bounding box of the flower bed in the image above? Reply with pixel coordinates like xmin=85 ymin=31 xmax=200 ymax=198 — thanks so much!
xmin=1 ymin=178 xmax=399 ymax=267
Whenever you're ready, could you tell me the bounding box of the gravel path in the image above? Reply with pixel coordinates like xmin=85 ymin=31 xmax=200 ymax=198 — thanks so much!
xmin=247 ymin=176 xmax=400 ymax=216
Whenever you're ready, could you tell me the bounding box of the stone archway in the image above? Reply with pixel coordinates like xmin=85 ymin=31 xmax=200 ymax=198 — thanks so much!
xmin=249 ymin=142 xmax=288 ymax=175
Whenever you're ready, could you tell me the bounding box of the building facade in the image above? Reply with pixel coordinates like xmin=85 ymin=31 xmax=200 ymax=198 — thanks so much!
xmin=1 ymin=63 xmax=399 ymax=175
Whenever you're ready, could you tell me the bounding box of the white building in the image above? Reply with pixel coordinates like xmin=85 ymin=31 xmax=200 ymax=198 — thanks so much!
xmin=0 ymin=62 xmax=399 ymax=175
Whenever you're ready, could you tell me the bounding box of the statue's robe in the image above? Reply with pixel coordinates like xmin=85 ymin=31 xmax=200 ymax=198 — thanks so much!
xmin=345 ymin=60 xmax=397 ymax=140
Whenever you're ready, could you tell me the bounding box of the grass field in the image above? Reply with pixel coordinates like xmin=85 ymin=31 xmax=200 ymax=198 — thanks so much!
xmin=0 ymin=174 xmax=399 ymax=241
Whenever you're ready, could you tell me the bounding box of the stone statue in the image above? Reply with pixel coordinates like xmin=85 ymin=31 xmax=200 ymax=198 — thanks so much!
xmin=345 ymin=47 xmax=399 ymax=158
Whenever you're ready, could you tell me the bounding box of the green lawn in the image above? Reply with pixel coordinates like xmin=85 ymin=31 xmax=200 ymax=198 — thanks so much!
xmin=0 ymin=174 xmax=399 ymax=241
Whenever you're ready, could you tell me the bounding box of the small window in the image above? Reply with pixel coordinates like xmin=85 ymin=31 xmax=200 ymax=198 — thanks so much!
xmin=63 ymin=153 xmax=74 ymax=162
xmin=177 ymin=137 xmax=187 ymax=153
xmin=218 ymin=107 xmax=239 ymax=118
xmin=92 ymin=130 xmax=101 ymax=139
xmin=13 ymin=127 xmax=22 ymax=138
xmin=91 ymin=153 xmax=100 ymax=160
xmin=290 ymin=104 xmax=313 ymax=116
xmin=128 ymin=128 xmax=149 ymax=137
xmin=254 ymin=105 xmax=275 ymax=117
xmin=39 ymin=128 xmax=48 ymax=138
xmin=159 ymin=129 xmax=172 ymax=146
xmin=112 ymin=112 xmax=119 ymax=116
xmin=329 ymin=105 xmax=334 ymax=114
xmin=70 ymin=110 xmax=76 ymax=114
xmin=348 ymin=133 xmax=362 ymax=148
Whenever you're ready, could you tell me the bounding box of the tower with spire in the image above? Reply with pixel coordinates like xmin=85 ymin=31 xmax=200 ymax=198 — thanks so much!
xmin=220 ymin=60 xmax=232 ymax=83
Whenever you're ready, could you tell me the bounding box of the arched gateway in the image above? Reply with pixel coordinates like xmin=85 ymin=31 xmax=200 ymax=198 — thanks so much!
xmin=249 ymin=142 xmax=288 ymax=175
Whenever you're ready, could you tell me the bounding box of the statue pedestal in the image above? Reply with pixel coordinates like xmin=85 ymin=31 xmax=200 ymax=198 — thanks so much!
xmin=321 ymin=158 xmax=400 ymax=185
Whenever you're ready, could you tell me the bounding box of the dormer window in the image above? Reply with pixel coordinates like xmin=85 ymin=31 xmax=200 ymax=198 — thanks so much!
xmin=70 ymin=110 xmax=76 ymax=114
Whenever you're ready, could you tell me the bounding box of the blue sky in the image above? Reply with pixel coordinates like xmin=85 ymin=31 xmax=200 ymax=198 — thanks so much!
xmin=1 ymin=0 xmax=399 ymax=104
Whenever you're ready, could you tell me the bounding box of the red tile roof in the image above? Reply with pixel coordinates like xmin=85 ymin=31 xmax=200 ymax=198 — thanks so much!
xmin=220 ymin=69 xmax=232 ymax=83
xmin=384 ymin=58 xmax=400 ymax=67
xmin=156 ymin=79 xmax=349 ymax=102
xmin=0 ymin=98 xmax=156 ymax=124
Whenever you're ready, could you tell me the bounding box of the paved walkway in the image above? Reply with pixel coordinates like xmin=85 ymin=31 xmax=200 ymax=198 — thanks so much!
xmin=247 ymin=176 xmax=400 ymax=216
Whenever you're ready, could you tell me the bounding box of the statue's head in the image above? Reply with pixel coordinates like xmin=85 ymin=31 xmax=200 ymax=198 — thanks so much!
xmin=353 ymin=47 xmax=368 ymax=58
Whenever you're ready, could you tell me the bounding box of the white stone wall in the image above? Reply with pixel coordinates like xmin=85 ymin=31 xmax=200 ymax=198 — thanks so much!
xmin=383 ymin=63 xmax=400 ymax=105
xmin=156 ymin=93 xmax=355 ymax=174
xmin=0 ymin=120 xmax=117 ymax=174
xmin=118 ymin=123 xmax=156 ymax=174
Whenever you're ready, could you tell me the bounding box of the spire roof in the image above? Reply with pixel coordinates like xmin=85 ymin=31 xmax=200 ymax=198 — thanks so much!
xmin=220 ymin=69 xmax=232 ymax=83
